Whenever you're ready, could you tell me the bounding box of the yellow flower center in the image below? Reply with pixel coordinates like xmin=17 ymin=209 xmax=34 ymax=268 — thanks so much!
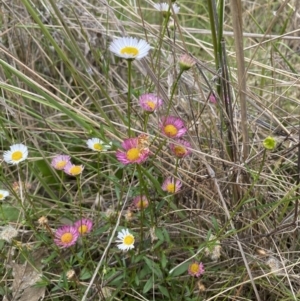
xmin=174 ymin=145 xmax=186 ymax=157
xmin=146 ymin=101 xmax=156 ymax=110
xmin=93 ymin=143 xmax=103 ymax=151
xmin=0 ymin=194 xmax=3 ymax=200
xmin=124 ymin=234 xmax=134 ymax=246
xmin=189 ymin=263 xmax=200 ymax=274
xmin=126 ymin=148 xmax=140 ymax=161
xmin=70 ymin=166 xmax=82 ymax=176
xmin=78 ymin=225 xmax=88 ymax=234
xmin=164 ymin=124 xmax=178 ymax=137
xmin=56 ymin=160 xmax=67 ymax=169
xmin=136 ymin=200 xmax=148 ymax=209
xmin=166 ymin=183 xmax=176 ymax=193
xmin=61 ymin=232 xmax=73 ymax=244
xmin=12 ymin=151 xmax=23 ymax=161
xmin=120 ymin=46 xmax=139 ymax=57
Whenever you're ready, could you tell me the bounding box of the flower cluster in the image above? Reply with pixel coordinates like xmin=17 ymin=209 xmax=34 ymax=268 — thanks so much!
xmin=51 ymin=154 xmax=84 ymax=176
xmin=160 ymin=116 xmax=190 ymax=158
xmin=54 ymin=218 xmax=93 ymax=248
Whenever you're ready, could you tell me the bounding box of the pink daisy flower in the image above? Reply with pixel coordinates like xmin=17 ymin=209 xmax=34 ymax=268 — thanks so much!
xmin=116 ymin=137 xmax=150 ymax=165
xmin=139 ymin=93 xmax=163 ymax=112
xmin=73 ymin=218 xmax=93 ymax=235
xmin=63 ymin=162 xmax=84 ymax=176
xmin=54 ymin=225 xmax=79 ymax=248
xmin=132 ymin=195 xmax=149 ymax=210
xmin=160 ymin=116 xmax=187 ymax=138
xmin=188 ymin=262 xmax=205 ymax=277
xmin=162 ymin=177 xmax=182 ymax=194
xmin=169 ymin=139 xmax=192 ymax=158
xmin=51 ymin=154 xmax=71 ymax=170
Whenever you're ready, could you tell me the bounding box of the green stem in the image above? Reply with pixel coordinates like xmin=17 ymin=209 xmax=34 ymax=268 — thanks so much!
xmin=174 ymin=157 xmax=179 ymax=177
xmin=136 ymin=165 xmax=145 ymax=253
xmin=143 ymin=113 xmax=149 ymax=132
xmin=152 ymin=12 xmax=171 ymax=70
xmin=165 ymin=70 xmax=184 ymax=117
xmin=59 ymin=172 xmax=65 ymax=199
xmin=127 ymin=60 xmax=133 ymax=137
xmin=207 ymin=0 xmax=219 ymax=68
xmin=97 ymin=152 xmax=101 ymax=189
xmin=76 ymin=176 xmax=83 ymax=216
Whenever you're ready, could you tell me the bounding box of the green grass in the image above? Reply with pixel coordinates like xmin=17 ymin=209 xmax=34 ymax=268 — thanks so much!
xmin=1 ymin=0 xmax=300 ymax=300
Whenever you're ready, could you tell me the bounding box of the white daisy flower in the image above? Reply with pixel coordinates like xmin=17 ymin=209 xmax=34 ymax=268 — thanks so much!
xmin=0 ymin=190 xmax=9 ymax=201
xmin=116 ymin=229 xmax=135 ymax=251
xmin=86 ymin=138 xmax=111 ymax=152
xmin=3 ymin=143 xmax=28 ymax=165
xmin=153 ymin=2 xmax=180 ymax=14
xmin=109 ymin=37 xmax=151 ymax=60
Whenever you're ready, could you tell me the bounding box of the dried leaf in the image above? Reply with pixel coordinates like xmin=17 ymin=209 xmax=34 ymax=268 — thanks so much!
xmin=11 ymin=262 xmax=45 ymax=301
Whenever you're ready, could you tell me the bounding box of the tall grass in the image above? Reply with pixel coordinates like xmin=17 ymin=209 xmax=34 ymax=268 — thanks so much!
xmin=1 ymin=0 xmax=300 ymax=300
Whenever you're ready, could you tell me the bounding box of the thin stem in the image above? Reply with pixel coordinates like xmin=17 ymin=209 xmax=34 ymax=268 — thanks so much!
xmin=136 ymin=165 xmax=145 ymax=253
xmin=127 ymin=59 xmax=133 ymax=137
xmin=165 ymin=70 xmax=184 ymax=117
xmin=207 ymin=0 xmax=219 ymax=68
xmin=76 ymin=176 xmax=83 ymax=217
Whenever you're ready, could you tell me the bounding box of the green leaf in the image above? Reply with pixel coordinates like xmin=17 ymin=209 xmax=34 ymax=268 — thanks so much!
xmin=42 ymin=251 xmax=58 ymax=265
xmin=80 ymin=268 xmax=92 ymax=280
xmin=143 ymin=257 xmax=163 ymax=278
xmin=169 ymin=261 xmax=190 ymax=277
xmin=161 ymin=252 xmax=168 ymax=269
xmin=158 ymin=285 xmax=170 ymax=298
xmin=155 ymin=227 xmax=164 ymax=242
xmin=140 ymin=265 xmax=151 ymax=278
xmin=0 ymin=205 xmax=20 ymax=222
xmin=143 ymin=277 xmax=153 ymax=294
xmin=162 ymin=227 xmax=171 ymax=243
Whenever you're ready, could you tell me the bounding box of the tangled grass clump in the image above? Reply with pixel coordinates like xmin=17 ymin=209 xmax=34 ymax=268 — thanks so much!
xmin=1 ymin=0 xmax=300 ymax=300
